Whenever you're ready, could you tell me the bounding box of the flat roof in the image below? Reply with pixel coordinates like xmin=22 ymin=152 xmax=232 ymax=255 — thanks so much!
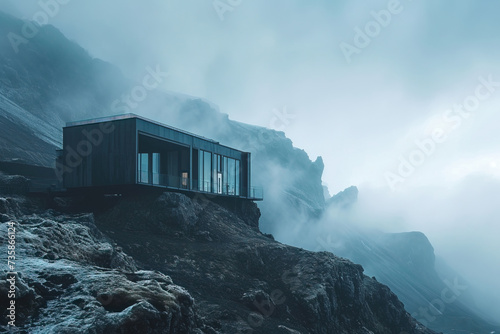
xmin=66 ymin=113 xmax=220 ymax=144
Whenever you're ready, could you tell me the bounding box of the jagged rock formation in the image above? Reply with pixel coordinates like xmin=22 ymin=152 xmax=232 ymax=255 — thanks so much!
xmin=0 ymin=188 xmax=213 ymax=333
xmin=0 ymin=181 xmax=436 ymax=333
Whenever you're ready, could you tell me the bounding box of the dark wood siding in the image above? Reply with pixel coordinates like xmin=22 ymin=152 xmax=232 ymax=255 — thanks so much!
xmin=62 ymin=118 xmax=136 ymax=188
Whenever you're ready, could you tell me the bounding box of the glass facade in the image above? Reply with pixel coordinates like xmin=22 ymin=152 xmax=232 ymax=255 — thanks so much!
xmin=138 ymin=153 xmax=160 ymax=184
xmin=197 ymin=150 xmax=240 ymax=196
xmin=152 ymin=153 xmax=160 ymax=185
xmin=198 ymin=150 xmax=203 ymax=191
xmin=203 ymin=151 xmax=211 ymax=192
xmin=197 ymin=150 xmax=213 ymax=192
xmin=138 ymin=153 xmax=149 ymax=183
xmin=223 ymin=157 xmax=228 ymax=194
xmin=235 ymin=159 xmax=240 ymax=196
xmin=228 ymin=158 xmax=235 ymax=195
xmin=181 ymin=172 xmax=188 ymax=188
xmin=213 ymin=154 xmax=221 ymax=193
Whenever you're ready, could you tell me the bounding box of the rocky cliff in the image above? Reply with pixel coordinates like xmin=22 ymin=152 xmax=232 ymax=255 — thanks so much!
xmin=0 ymin=177 xmax=436 ymax=333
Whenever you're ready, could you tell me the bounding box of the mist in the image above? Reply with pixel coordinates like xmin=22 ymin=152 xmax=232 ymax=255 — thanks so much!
xmin=351 ymin=179 xmax=500 ymax=323
xmin=2 ymin=0 xmax=500 ymax=325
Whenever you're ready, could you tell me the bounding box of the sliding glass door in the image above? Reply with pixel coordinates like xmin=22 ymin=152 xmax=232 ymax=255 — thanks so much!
xmin=138 ymin=153 xmax=149 ymax=183
xmin=138 ymin=152 xmax=160 ymax=184
xmin=235 ymin=159 xmax=240 ymax=196
xmin=198 ymin=150 xmax=212 ymax=192
xmin=152 ymin=153 xmax=160 ymax=185
xmin=197 ymin=150 xmax=240 ymax=196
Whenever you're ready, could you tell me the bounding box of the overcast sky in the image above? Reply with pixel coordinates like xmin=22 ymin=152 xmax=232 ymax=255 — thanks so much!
xmin=3 ymin=0 xmax=500 ymax=322
xmin=4 ymin=0 xmax=500 ymax=193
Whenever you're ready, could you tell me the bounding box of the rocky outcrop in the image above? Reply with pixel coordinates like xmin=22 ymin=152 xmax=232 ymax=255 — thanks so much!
xmin=0 ymin=192 xmax=213 ymax=333
xmin=0 ymin=174 xmax=30 ymax=196
xmin=0 ymin=187 xmax=437 ymax=333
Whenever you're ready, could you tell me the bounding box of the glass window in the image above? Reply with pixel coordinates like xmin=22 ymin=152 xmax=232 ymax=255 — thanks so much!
xmin=223 ymin=157 xmax=228 ymax=194
xmin=235 ymin=160 xmax=240 ymax=196
xmin=198 ymin=150 xmax=203 ymax=191
xmin=152 ymin=153 xmax=160 ymax=185
xmin=203 ymin=151 xmax=211 ymax=192
xmin=213 ymin=154 xmax=218 ymax=193
xmin=228 ymin=158 xmax=235 ymax=195
xmin=181 ymin=172 xmax=188 ymax=188
xmin=138 ymin=153 xmax=149 ymax=183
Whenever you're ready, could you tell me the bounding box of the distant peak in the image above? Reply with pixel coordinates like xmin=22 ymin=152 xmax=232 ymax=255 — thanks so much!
xmin=327 ymin=186 xmax=358 ymax=209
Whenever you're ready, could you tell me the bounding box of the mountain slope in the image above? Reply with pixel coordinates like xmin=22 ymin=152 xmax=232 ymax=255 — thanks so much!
xmin=0 ymin=182 xmax=436 ymax=333
xmin=0 ymin=11 xmax=125 ymax=166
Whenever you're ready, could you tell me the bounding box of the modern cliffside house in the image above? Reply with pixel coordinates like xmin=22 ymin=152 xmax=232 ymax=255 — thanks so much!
xmin=58 ymin=114 xmax=263 ymax=200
